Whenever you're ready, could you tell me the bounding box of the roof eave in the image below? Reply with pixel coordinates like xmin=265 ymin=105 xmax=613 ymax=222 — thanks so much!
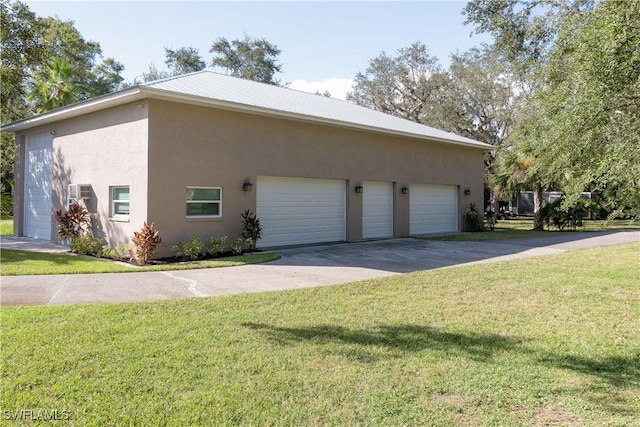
xmin=0 ymin=87 xmax=145 ymax=133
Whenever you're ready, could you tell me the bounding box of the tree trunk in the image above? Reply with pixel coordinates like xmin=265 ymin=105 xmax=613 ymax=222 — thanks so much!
xmin=532 ymin=187 xmax=544 ymax=231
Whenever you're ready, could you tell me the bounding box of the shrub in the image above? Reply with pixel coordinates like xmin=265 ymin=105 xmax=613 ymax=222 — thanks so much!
xmin=70 ymin=234 xmax=105 ymax=256
xmin=464 ymin=203 xmax=484 ymax=232
xmin=241 ymin=209 xmax=263 ymax=250
xmin=131 ymin=222 xmax=162 ymax=265
xmin=98 ymin=243 xmax=129 ymax=261
xmin=538 ymin=197 xmax=597 ymax=231
xmin=173 ymin=234 xmax=205 ymax=261
xmin=207 ymin=236 xmax=230 ymax=257
xmin=1 ymin=194 xmax=13 ymax=216
xmin=55 ymin=202 xmax=91 ymax=241
xmin=171 ymin=243 xmax=183 ymax=259
xmin=231 ymin=237 xmax=250 ymax=255
xmin=484 ymin=209 xmax=496 ymax=231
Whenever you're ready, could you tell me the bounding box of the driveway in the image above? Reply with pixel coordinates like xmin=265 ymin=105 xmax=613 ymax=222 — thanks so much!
xmin=1 ymin=230 xmax=638 ymax=306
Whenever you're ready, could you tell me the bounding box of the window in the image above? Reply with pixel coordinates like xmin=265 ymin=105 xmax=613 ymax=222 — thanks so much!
xmin=186 ymin=187 xmax=221 ymax=218
xmin=111 ymin=186 xmax=130 ymax=218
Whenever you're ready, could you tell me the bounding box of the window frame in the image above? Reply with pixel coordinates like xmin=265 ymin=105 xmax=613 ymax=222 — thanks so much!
xmin=110 ymin=186 xmax=130 ymax=221
xmin=186 ymin=186 xmax=222 ymax=219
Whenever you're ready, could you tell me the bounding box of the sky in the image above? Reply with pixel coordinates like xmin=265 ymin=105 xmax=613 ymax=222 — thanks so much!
xmin=26 ymin=1 xmax=493 ymax=100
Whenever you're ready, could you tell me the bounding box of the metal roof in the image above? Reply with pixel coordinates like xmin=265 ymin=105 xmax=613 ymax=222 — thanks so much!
xmin=2 ymin=70 xmax=490 ymax=149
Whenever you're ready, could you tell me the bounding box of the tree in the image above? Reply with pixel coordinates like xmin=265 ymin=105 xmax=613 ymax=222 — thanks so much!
xmin=165 ymin=46 xmax=206 ymax=75
xmin=443 ymin=46 xmax=522 ymax=211
xmin=210 ymin=34 xmax=282 ymax=85
xmin=347 ymin=42 xmax=448 ymax=125
xmin=1 ymin=0 xmax=47 ymax=194
xmin=36 ymin=15 xmax=124 ymax=98
xmin=91 ymin=57 xmax=125 ymax=95
xmin=0 ymin=1 xmax=125 ymax=195
xmin=461 ymin=0 xmax=614 ymax=225
xmin=28 ymin=58 xmax=86 ymax=113
xmin=493 ymin=149 xmax=547 ymax=229
xmin=1 ymin=0 xmax=46 ymax=119
xmin=139 ymin=63 xmax=170 ymax=83
xmin=463 ymin=0 xmax=596 ymax=71
xmin=348 ymin=43 xmax=522 ymax=211
xmin=519 ymin=0 xmax=640 ymax=218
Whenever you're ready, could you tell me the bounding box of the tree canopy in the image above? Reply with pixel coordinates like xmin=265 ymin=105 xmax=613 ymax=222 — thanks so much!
xmin=210 ymin=34 xmax=282 ymax=85
xmin=347 ymin=42 xmax=447 ymax=125
xmin=1 ymin=0 xmax=125 ymax=194
xmin=516 ymin=0 xmax=640 ymax=217
xmin=348 ymin=43 xmax=521 ymax=212
xmin=462 ymin=0 xmax=639 ymax=219
xmin=165 ymin=46 xmax=206 ymax=75
xmin=463 ymin=0 xmax=596 ymax=71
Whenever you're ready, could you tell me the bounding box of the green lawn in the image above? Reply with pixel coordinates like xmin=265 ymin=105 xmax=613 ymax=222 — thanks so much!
xmin=0 ymin=215 xmax=279 ymax=275
xmin=431 ymin=218 xmax=640 ymax=241
xmin=1 ymin=215 xmax=13 ymax=235
xmin=0 ymin=249 xmax=280 ymax=276
xmin=2 ymin=243 xmax=638 ymax=426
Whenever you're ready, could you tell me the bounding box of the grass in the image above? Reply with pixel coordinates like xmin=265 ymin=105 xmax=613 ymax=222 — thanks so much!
xmin=0 ymin=215 xmax=279 ymax=275
xmin=1 ymin=215 xmax=13 ymax=235
xmin=0 ymin=250 xmax=280 ymax=276
xmin=430 ymin=218 xmax=640 ymax=241
xmin=2 ymin=243 xmax=639 ymax=426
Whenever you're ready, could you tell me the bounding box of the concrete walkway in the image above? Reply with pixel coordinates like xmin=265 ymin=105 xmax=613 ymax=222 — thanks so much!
xmin=1 ymin=230 xmax=638 ymax=307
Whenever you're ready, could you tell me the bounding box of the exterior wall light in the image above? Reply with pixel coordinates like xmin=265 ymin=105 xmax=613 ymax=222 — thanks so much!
xmin=401 ymin=185 xmax=409 ymax=195
xmin=464 ymin=187 xmax=471 ymax=196
xmin=243 ymin=177 xmax=253 ymax=192
xmin=355 ymin=182 xmax=363 ymax=193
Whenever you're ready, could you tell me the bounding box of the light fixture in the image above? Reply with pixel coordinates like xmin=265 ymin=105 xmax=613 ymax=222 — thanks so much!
xmin=464 ymin=187 xmax=471 ymax=196
xmin=243 ymin=177 xmax=253 ymax=192
xmin=355 ymin=182 xmax=363 ymax=193
xmin=401 ymin=185 xmax=409 ymax=195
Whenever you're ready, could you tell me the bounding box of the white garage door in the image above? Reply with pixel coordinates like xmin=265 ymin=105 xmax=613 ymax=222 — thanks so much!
xmin=363 ymin=181 xmax=393 ymax=239
xmin=410 ymin=184 xmax=458 ymax=235
xmin=257 ymin=176 xmax=346 ymax=247
xmin=24 ymin=133 xmax=54 ymax=239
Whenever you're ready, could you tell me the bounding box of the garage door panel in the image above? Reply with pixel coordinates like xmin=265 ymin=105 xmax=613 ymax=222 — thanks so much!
xmin=410 ymin=184 xmax=458 ymax=235
xmin=363 ymin=181 xmax=393 ymax=238
xmin=24 ymin=133 xmax=53 ymax=239
xmin=257 ymin=176 xmax=345 ymax=247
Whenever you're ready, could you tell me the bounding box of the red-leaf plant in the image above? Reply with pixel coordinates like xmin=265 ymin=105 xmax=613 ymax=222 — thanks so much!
xmin=55 ymin=202 xmax=91 ymax=242
xmin=131 ymin=221 xmax=162 ymax=265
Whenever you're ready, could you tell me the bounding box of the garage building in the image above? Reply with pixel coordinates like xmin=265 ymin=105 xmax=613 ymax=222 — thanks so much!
xmin=2 ymin=70 xmax=489 ymax=255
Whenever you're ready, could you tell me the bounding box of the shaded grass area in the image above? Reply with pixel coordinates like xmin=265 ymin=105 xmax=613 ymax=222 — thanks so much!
xmin=2 ymin=243 xmax=639 ymax=426
xmin=431 ymin=218 xmax=640 ymax=241
xmin=0 ymin=249 xmax=280 ymax=276
xmin=0 ymin=215 xmax=13 ymax=235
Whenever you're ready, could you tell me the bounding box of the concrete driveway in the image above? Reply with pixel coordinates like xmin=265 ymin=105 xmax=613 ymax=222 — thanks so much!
xmin=1 ymin=230 xmax=638 ymax=306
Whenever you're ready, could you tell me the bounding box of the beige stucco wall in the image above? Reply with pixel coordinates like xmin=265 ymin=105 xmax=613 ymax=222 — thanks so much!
xmin=13 ymin=96 xmax=484 ymax=256
xmin=13 ymin=102 xmax=148 ymax=247
xmin=146 ymin=99 xmax=485 ymax=254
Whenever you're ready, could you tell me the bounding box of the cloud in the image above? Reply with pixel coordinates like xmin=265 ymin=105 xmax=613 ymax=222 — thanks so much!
xmin=288 ymin=78 xmax=355 ymax=101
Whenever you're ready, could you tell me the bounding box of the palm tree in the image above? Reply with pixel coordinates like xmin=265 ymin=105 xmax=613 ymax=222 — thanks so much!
xmin=493 ymin=149 xmax=545 ymax=230
xmin=29 ymin=58 xmax=86 ymax=113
